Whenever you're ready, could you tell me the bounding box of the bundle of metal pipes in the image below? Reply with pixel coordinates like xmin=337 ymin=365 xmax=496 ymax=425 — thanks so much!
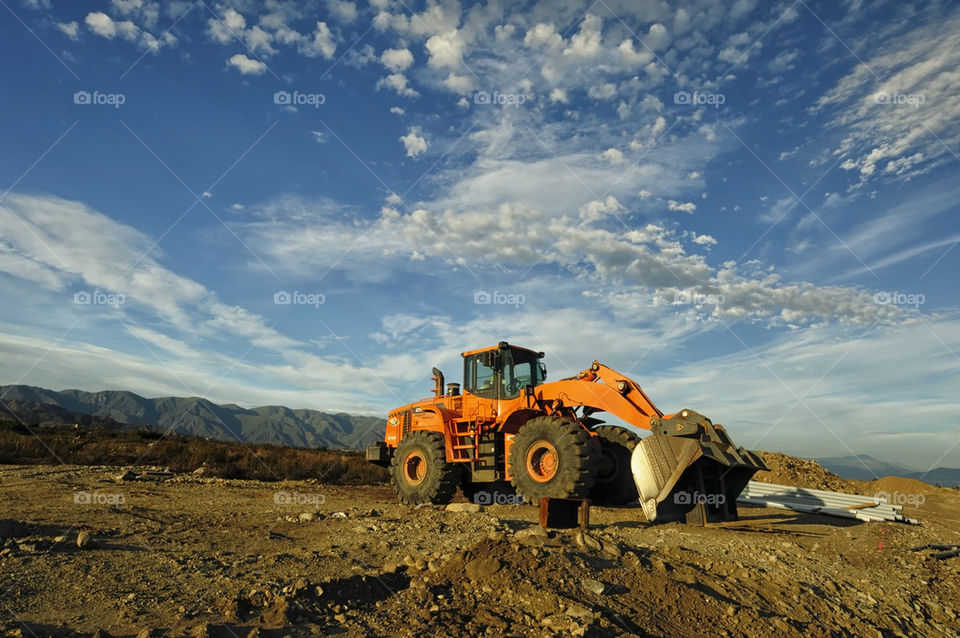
xmin=737 ymin=481 xmax=920 ymax=525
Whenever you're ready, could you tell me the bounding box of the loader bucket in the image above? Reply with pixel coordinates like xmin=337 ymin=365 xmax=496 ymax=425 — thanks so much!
xmin=631 ymin=409 xmax=767 ymax=524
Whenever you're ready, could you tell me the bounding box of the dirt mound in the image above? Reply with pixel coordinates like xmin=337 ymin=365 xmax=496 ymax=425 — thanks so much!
xmin=753 ymin=451 xmax=852 ymax=491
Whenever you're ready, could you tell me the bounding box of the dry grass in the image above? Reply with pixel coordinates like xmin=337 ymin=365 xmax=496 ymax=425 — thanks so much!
xmin=0 ymin=419 xmax=388 ymax=484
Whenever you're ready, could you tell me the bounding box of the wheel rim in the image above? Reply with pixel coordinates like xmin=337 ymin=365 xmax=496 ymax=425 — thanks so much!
xmin=525 ymin=441 xmax=559 ymax=483
xmin=402 ymin=451 xmax=428 ymax=485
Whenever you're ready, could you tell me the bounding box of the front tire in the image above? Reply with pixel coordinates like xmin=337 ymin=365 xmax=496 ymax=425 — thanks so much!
xmin=509 ymin=416 xmax=597 ymax=501
xmin=590 ymin=425 xmax=641 ymax=505
xmin=390 ymin=431 xmax=460 ymax=505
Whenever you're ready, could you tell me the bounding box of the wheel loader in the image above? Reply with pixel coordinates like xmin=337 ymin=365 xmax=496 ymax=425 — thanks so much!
xmin=366 ymin=342 xmax=767 ymax=523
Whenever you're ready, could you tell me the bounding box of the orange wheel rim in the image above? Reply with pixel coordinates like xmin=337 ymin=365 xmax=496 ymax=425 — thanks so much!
xmin=525 ymin=441 xmax=559 ymax=483
xmin=403 ymin=451 xmax=427 ymax=485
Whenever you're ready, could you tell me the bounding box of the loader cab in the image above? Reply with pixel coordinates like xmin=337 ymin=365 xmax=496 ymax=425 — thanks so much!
xmin=462 ymin=342 xmax=546 ymax=400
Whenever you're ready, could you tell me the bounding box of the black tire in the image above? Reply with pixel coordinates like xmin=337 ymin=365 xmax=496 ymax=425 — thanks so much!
xmin=590 ymin=425 xmax=641 ymax=505
xmin=509 ymin=416 xmax=598 ymax=501
xmin=390 ymin=431 xmax=460 ymax=505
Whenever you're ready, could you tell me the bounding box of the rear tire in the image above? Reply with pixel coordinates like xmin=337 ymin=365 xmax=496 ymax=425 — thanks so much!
xmin=509 ymin=416 xmax=597 ymax=501
xmin=590 ymin=425 xmax=641 ymax=505
xmin=390 ymin=431 xmax=460 ymax=505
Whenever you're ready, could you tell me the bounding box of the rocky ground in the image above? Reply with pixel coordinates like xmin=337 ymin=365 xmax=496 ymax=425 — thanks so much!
xmin=1 ymin=459 xmax=959 ymax=637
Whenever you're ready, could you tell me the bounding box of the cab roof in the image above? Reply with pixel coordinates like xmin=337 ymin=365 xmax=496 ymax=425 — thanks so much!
xmin=461 ymin=341 xmax=544 ymax=358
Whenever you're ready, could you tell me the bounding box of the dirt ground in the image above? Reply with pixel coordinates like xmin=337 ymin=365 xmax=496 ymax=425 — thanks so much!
xmin=1 ymin=461 xmax=959 ymax=637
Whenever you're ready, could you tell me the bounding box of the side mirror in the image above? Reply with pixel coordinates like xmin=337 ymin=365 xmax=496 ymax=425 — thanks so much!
xmin=539 ymin=361 xmax=547 ymax=381
xmin=480 ymin=350 xmax=500 ymax=370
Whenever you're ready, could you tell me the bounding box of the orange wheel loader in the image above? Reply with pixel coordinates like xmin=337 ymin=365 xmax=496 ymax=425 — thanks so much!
xmin=366 ymin=342 xmax=767 ymax=523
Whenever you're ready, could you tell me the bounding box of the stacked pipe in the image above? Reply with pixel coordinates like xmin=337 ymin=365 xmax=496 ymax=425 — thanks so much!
xmin=738 ymin=481 xmax=920 ymax=525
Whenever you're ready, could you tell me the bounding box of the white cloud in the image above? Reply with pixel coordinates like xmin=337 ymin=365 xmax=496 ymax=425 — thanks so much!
xmin=227 ymin=53 xmax=267 ymax=75
xmin=602 ymin=148 xmax=625 ymax=164
xmin=327 ymin=0 xmax=357 ymax=23
xmin=389 ymin=106 xmax=405 ymax=116
xmin=524 ymin=23 xmax=563 ymax=49
xmin=302 ymin=21 xmax=337 ymax=59
xmin=667 ymin=200 xmax=697 ymax=213
xmin=425 ymin=29 xmax=465 ymax=69
xmin=563 ymin=14 xmax=603 ymax=59
xmin=588 ymin=82 xmax=617 ymax=100
xmin=380 ymin=47 xmax=414 ymax=72
xmin=377 ymin=73 xmax=419 ymax=98
xmin=578 ymin=196 xmax=623 ymax=223
xmin=549 ymin=88 xmax=568 ymax=104
xmin=399 ymin=127 xmax=428 ymax=158
xmin=57 ymin=21 xmax=79 ymax=39
xmin=310 ymin=130 xmax=328 ymax=144
xmin=84 ymin=10 xmax=167 ymax=51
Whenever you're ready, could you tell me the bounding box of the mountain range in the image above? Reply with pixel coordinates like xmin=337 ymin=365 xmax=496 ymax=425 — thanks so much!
xmin=0 ymin=385 xmax=385 ymax=450
xmin=816 ymin=455 xmax=960 ymax=488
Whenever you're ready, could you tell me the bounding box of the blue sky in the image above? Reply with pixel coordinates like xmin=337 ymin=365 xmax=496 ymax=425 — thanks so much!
xmin=1 ymin=0 xmax=959 ymax=471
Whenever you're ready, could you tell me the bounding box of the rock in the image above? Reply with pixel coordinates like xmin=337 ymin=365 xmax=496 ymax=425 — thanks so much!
xmin=413 ymin=558 xmax=427 ymax=571
xmin=54 ymin=535 xmax=68 ymax=543
xmin=515 ymin=527 xmax=547 ymax=539
xmin=116 ymin=469 xmax=137 ymax=482
xmin=299 ymin=512 xmax=315 ymax=522
xmin=77 ymin=531 xmax=95 ymax=548
xmin=331 ymin=512 xmax=347 ymax=518
xmin=193 ymin=466 xmax=206 ymax=475
xmin=334 ymin=613 xmax=347 ymax=624
xmin=445 ymin=503 xmax=482 ymax=513
xmin=602 ymin=540 xmax=622 ymax=558
xmin=575 ymin=530 xmax=602 ymax=551
xmin=465 ymin=556 xmax=502 ymax=580
xmin=427 ymin=559 xmax=440 ymax=572
xmin=726 ymin=605 xmax=736 ymax=617
xmin=382 ymin=562 xmax=400 ymax=574
xmin=246 ymin=629 xmax=261 ymax=638
xmin=17 ymin=543 xmax=36 ymax=553
xmin=565 ymin=603 xmax=593 ymax=621
xmin=403 ymin=554 xmax=416 ymax=567
xmin=582 ymin=578 xmax=605 ymax=595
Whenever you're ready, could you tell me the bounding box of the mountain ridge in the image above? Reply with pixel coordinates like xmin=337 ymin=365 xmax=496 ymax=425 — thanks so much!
xmin=0 ymin=384 xmax=384 ymax=450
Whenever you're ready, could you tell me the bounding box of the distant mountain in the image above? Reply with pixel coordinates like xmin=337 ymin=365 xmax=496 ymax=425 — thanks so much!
xmin=817 ymin=454 xmax=960 ymax=488
xmin=0 ymin=385 xmax=385 ymax=450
